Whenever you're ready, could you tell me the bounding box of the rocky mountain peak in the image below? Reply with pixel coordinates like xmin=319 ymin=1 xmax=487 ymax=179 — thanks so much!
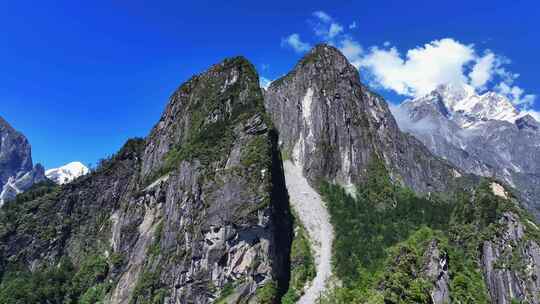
xmin=0 ymin=115 xmax=33 ymax=184
xmin=141 ymin=56 xmax=264 ymax=178
xmin=300 ymin=43 xmax=354 ymax=68
xmin=398 ymin=82 xmax=540 ymax=219
xmin=0 ymin=115 xmax=46 ymax=205
xmin=269 ymin=44 xmax=360 ymax=91
xmin=426 ymin=83 xmax=519 ymax=124
xmin=403 ymin=92 xmax=451 ymax=119
xmin=516 ymin=114 xmax=540 ymax=130
xmin=265 ymin=45 xmax=457 ymax=194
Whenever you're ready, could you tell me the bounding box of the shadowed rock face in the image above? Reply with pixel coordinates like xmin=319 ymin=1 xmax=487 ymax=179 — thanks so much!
xmin=264 ymin=44 xmax=457 ymax=194
xmin=0 ymin=116 xmax=45 ymax=204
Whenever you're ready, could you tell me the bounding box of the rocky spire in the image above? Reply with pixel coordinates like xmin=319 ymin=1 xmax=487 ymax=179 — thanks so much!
xmin=265 ymin=43 xmax=457 ymax=194
xmin=0 ymin=116 xmax=45 ymax=205
xmin=0 ymin=116 xmax=33 ymax=185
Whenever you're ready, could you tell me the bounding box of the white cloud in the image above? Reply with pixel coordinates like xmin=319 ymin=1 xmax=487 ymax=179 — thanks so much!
xmin=358 ymin=39 xmax=535 ymax=107
xmin=280 ymin=11 xmax=537 ymax=112
xmin=311 ymin=10 xmax=344 ymax=40
xmin=469 ymin=52 xmax=496 ymax=89
xmin=313 ymin=11 xmax=332 ymax=23
xmin=339 ymin=39 xmax=363 ymax=67
xmin=360 ymin=39 xmax=476 ymax=96
xmin=327 ymin=23 xmax=344 ymax=39
xmin=496 ymin=82 xmax=536 ymax=107
xmin=281 ymin=33 xmax=311 ymax=53
xmin=389 ymin=103 xmax=437 ymax=133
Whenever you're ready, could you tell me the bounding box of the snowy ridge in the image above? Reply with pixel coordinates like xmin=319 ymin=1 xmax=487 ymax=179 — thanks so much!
xmin=46 ymin=161 xmax=89 ymax=185
xmin=432 ymin=83 xmax=520 ymax=125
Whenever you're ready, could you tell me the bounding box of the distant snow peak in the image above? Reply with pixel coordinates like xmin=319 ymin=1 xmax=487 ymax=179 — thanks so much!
xmin=46 ymin=161 xmax=89 ymax=185
xmin=426 ymin=83 xmax=520 ymax=125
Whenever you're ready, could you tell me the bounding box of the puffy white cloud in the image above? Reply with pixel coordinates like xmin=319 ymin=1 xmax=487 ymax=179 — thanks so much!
xmin=327 ymin=23 xmax=344 ymax=39
xmin=280 ymin=11 xmax=537 ymax=111
xmin=360 ymin=39 xmax=476 ymax=96
xmin=469 ymin=52 xmax=496 ymax=89
xmin=358 ymin=39 xmax=535 ymax=107
xmin=281 ymin=33 xmax=311 ymax=53
xmin=311 ymin=10 xmax=344 ymax=40
xmin=339 ymin=38 xmax=363 ymax=67
xmin=389 ymin=103 xmax=437 ymax=133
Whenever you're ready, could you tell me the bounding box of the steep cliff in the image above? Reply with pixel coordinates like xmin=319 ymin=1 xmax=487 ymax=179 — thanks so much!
xmin=264 ymin=44 xmax=458 ymax=196
xmin=0 ymin=57 xmax=292 ymax=304
xmin=266 ymin=45 xmax=540 ymax=304
xmin=0 ymin=116 xmax=46 ymax=205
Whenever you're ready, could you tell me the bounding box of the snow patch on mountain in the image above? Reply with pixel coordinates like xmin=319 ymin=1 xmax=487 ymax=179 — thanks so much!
xmin=46 ymin=162 xmax=89 ymax=185
xmin=438 ymin=84 xmax=521 ymax=124
xmin=397 ymin=84 xmax=540 ymax=219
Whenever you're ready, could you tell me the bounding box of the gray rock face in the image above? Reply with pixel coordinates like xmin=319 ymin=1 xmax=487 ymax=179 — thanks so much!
xmin=0 ymin=116 xmax=45 ymax=205
xmin=422 ymin=240 xmax=450 ymax=304
xmin=264 ymin=44 xmax=458 ymax=194
xmin=0 ymin=57 xmax=291 ymax=304
xmin=481 ymin=212 xmax=540 ymax=304
xmin=396 ymin=85 xmax=540 ymax=219
xmin=118 ymin=58 xmax=292 ymax=303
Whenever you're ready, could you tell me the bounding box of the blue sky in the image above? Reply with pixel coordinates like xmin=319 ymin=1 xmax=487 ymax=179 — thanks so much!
xmin=1 ymin=0 xmax=538 ymax=168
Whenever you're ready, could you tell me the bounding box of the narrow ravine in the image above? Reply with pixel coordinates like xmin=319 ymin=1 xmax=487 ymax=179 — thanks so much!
xmin=283 ymin=160 xmax=334 ymax=304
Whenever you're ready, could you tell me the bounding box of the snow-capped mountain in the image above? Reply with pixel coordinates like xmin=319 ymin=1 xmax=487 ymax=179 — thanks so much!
xmin=432 ymin=83 xmax=520 ymax=125
xmin=46 ymin=161 xmax=89 ymax=185
xmin=395 ymin=84 xmax=540 ymax=218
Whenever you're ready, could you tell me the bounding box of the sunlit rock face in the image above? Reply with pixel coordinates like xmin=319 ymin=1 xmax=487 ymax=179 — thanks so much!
xmin=264 ymin=44 xmax=457 ymax=195
xmin=0 ymin=116 xmax=45 ymax=205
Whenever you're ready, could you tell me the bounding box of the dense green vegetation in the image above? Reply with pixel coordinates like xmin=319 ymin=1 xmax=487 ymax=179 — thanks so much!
xmin=320 ymin=159 xmax=452 ymax=287
xmin=318 ymin=157 xmax=521 ymax=303
xmin=282 ymin=212 xmax=316 ymax=304
xmin=0 ymin=138 xmax=146 ymax=304
xmin=256 ymin=280 xmax=279 ymax=304
xmin=0 ymin=254 xmax=113 ymax=304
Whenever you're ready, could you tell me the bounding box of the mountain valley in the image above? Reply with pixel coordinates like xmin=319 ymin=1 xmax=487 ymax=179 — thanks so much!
xmin=0 ymin=45 xmax=539 ymax=304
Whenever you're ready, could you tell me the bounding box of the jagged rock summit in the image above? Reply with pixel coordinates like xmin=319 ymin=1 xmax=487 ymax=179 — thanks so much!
xmin=433 ymin=83 xmax=520 ymax=125
xmin=265 ymin=44 xmax=458 ymax=195
xmin=397 ymin=83 xmax=540 ymax=218
xmin=0 ymin=57 xmax=292 ymax=304
xmin=0 ymin=116 xmax=45 ymax=205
